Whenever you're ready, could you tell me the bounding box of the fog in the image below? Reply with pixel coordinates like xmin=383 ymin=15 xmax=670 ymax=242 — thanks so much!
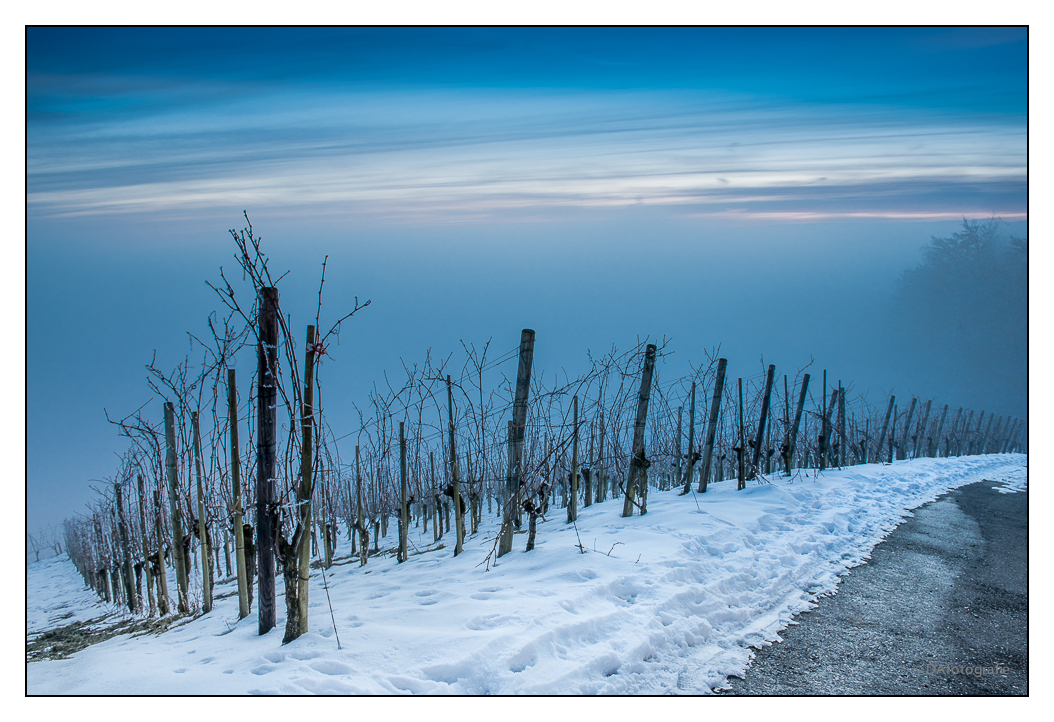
xmin=26 ymin=26 xmax=1026 ymax=536
xmin=27 ymin=208 xmax=1027 ymax=533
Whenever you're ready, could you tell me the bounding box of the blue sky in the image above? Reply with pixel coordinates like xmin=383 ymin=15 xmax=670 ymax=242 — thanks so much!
xmin=26 ymin=27 xmax=1027 ymax=533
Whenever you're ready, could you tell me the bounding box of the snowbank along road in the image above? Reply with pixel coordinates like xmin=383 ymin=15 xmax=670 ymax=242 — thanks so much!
xmin=722 ymin=474 xmax=1027 ymax=694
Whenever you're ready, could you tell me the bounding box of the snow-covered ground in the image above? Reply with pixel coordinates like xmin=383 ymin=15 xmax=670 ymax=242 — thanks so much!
xmin=27 ymin=454 xmax=1026 ymax=695
xmin=989 ymin=463 xmax=1027 ymax=494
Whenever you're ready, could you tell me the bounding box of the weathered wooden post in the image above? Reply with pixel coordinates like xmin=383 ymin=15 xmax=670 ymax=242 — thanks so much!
xmin=191 ymin=411 xmax=213 ymax=613
xmin=256 ymin=286 xmax=279 ymax=635
xmin=428 ymin=450 xmax=440 ymax=544
xmin=295 ymin=325 xmax=318 ymax=637
xmin=152 ymin=487 xmax=170 ymax=615
xmin=584 ymin=422 xmax=594 ymax=508
xmin=568 ymin=395 xmax=579 ymax=523
xmin=135 ymin=473 xmax=156 ymax=616
xmin=398 ymin=422 xmax=409 ymax=563
xmin=889 ymin=404 xmax=898 ymax=463
xmin=596 ymin=409 xmax=606 ymax=503
xmin=897 ymin=398 xmax=917 ymax=461
xmin=699 ymin=359 xmax=728 ymax=492
xmin=679 ymin=382 xmax=697 ymax=495
xmin=623 ymin=344 xmax=657 ymax=516
xmin=970 ymin=411 xmax=985 ymax=455
xmin=227 ymin=369 xmax=249 ymax=619
xmin=837 ymin=382 xmax=846 ymax=467
xmin=989 ymin=416 xmax=1004 ymax=453
xmin=750 ymin=365 xmax=775 ymax=478
xmin=958 ymin=409 xmax=974 ymax=456
xmin=115 ymin=481 xmax=137 ymax=613
xmin=784 ymin=372 xmax=810 ymax=475
xmin=945 ymin=407 xmax=962 ymax=457
xmin=997 ymin=418 xmax=1009 ymax=453
xmin=914 ymin=400 xmax=932 ymax=460
xmin=981 ymin=413 xmax=995 ymax=454
xmin=875 ymin=395 xmax=894 ymax=463
xmin=447 ymin=376 xmax=465 ymax=556
xmin=931 ymin=404 xmax=948 ymax=457
xmin=818 ymin=370 xmax=828 ymax=470
xmin=820 ymin=386 xmax=837 ymax=470
xmin=737 ymin=377 xmax=746 ymax=489
xmin=1002 ymin=418 xmax=1019 ymax=453
xmin=499 ymin=329 xmax=535 ymax=557
xmin=1007 ymin=419 xmax=1023 ymax=453
xmin=674 ymin=405 xmax=683 ymax=491
xmin=163 ymin=401 xmax=189 ymax=614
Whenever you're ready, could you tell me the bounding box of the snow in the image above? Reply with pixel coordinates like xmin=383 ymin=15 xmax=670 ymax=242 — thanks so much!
xmin=988 ymin=463 xmax=1027 ymax=494
xmin=27 ymin=454 xmax=1026 ymax=695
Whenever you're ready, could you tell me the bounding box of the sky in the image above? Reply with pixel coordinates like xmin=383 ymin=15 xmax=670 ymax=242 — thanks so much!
xmin=25 ymin=26 xmax=1028 ymax=535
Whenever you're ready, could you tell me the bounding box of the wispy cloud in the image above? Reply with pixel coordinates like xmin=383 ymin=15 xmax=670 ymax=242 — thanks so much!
xmin=27 ymin=86 xmax=1026 ymax=222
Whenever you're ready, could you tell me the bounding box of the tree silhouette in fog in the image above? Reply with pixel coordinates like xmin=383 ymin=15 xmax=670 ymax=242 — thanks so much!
xmin=889 ymin=218 xmax=1027 ymax=419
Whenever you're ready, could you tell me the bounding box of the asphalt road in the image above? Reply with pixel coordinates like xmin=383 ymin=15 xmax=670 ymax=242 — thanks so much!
xmin=721 ymin=479 xmax=1028 ymax=695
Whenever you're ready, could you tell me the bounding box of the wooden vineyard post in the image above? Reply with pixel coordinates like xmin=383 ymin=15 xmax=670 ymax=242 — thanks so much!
xmin=783 ymin=375 xmax=790 ymax=465
xmin=622 ymin=344 xmax=657 ymax=517
xmin=958 ymin=410 xmax=974 ymax=457
xmin=429 ymin=451 xmax=440 ymax=544
xmin=357 ymin=446 xmax=370 ymax=564
xmin=675 ymin=405 xmax=683 ymax=491
xmin=750 ymin=365 xmax=775 ymax=479
xmin=152 ymin=487 xmax=170 ymax=615
xmin=896 ymin=398 xmax=917 ymax=460
xmin=997 ymin=418 xmax=1011 ymax=453
xmin=680 ymin=382 xmax=697 ymax=495
xmin=784 ymin=373 xmax=810 ymax=475
xmin=115 ymin=481 xmax=137 ymax=613
xmin=820 ymin=386 xmax=837 ymax=471
xmin=946 ymin=407 xmax=962 ymax=457
xmin=398 ymin=422 xmax=409 ymax=563
xmin=931 ymin=404 xmax=948 ymax=457
xmin=192 ymin=411 xmax=212 ymax=613
xmin=499 ymin=329 xmax=535 ymax=557
xmin=970 ymin=411 xmax=985 ymax=455
xmin=1002 ymin=418 xmax=1018 ymax=453
xmin=597 ymin=409 xmax=606 ymax=503
xmin=981 ymin=413 xmax=995 ymax=454
xmin=447 ymin=376 xmax=465 ymax=556
xmin=256 ymin=286 xmax=279 ymax=635
xmin=228 ymin=369 xmax=249 ymax=619
xmin=1007 ymin=419 xmax=1019 ymax=453
xmin=737 ymin=378 xmax=746 ymax=489
xmin=584 ymin=421 xmax=594 ymax=508
xmin=699 ymin=359 xmax=727 ymax=492
xmin=136 ymin=473 xmax=156 ymax=616
xmin=837 ymin=382 xmax=846 ymax=468
xmin=296 ymin=325 xmax=317 ymax=638
xmin=819 ymin=370 xmax=828 ymax=470
xmin=163 ymin=401 xmax=189 ymax=614
xmin=914 ymin=400 xmax=932 ymax=460
xmin=876 ymin=395 xmax=894 ymax=464
xmin=994 ymin=417 xmax=1008 ymax=454
xmin=568 ymin=395 xmax=579 ymax=523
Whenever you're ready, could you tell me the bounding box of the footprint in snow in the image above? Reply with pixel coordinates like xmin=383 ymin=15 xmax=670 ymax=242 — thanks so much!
xmin=309 ymin=660 xmax=353 ymax=676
